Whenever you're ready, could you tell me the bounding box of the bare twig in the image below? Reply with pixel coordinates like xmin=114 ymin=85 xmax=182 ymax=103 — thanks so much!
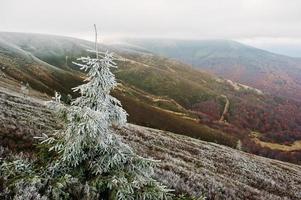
xmin=94 ymin=24 xmax=98 ymax=59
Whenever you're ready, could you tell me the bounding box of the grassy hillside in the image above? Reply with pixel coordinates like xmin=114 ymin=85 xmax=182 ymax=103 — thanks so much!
xmin=1 ymin=32 xmax=301 ymax=164
xmin=0 ymin=32 xmax=237 ymax=147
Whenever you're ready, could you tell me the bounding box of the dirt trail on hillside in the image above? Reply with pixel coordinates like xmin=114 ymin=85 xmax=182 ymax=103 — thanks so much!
xmin=219 ymin=94 xmax=230 ymax=122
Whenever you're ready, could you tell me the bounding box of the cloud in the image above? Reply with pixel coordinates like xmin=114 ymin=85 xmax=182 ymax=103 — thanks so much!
xmin=1 ymin=0 xmax=301 ymax=55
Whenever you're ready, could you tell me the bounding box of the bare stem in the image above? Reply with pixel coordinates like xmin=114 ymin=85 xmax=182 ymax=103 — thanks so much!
xmin=94 ymin=24 xmax=98 ymax=59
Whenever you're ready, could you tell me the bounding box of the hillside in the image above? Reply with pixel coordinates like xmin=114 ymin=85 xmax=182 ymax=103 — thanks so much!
xmin=122 ymin=39 xmax=301 ymax=101
xmin=1 ymin=32 xmax=301 ymax=165
xmin=0 ymin=32 xmax=235 ymax=147
xmin=1 ymin=87 xmax=301 ymax=200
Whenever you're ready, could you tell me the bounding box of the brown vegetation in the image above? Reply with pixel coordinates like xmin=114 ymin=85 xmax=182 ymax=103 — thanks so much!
xmin=1 ymin=88 xmax=301 ymax=200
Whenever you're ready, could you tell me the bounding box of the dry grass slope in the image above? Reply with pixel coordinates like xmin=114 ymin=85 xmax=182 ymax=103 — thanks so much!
xmin=0 ymin=88 xmax=301 ymax=200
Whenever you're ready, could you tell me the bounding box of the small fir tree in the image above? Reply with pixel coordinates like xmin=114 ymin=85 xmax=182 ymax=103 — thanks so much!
xmin=20 ymin=81 xmax=29 ymax=97
xmin=236 ymin=140 xmax=242 ymax=151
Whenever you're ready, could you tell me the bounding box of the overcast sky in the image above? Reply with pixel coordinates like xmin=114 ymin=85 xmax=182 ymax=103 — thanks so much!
xmin=1 ymin=0 xmax=301 ymax=56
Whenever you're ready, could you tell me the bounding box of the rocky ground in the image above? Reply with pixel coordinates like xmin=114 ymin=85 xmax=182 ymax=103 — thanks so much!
xmin=0 ymin=88 xmax=301 ymax=200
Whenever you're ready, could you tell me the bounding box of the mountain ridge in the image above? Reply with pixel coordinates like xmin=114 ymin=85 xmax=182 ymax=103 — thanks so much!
xmin=122 ymin=38 xmax=301 ymax=101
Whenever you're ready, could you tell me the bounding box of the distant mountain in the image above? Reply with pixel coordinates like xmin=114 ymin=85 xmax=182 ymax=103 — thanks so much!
xmin=122 ymin=39 xmax=301 ymax=101
xmin=1 ymin=32 xmax=301 ymax=165
xmin=0 ymin=32 xmax=88 ymax=94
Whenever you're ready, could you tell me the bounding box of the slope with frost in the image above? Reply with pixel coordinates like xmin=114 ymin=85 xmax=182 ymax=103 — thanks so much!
xmin=0 ymin=87 xmax=301 ymax=200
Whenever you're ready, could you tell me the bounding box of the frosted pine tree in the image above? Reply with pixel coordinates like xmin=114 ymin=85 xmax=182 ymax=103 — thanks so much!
xmin=44 ymin=25 xmax=171 ymax=199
